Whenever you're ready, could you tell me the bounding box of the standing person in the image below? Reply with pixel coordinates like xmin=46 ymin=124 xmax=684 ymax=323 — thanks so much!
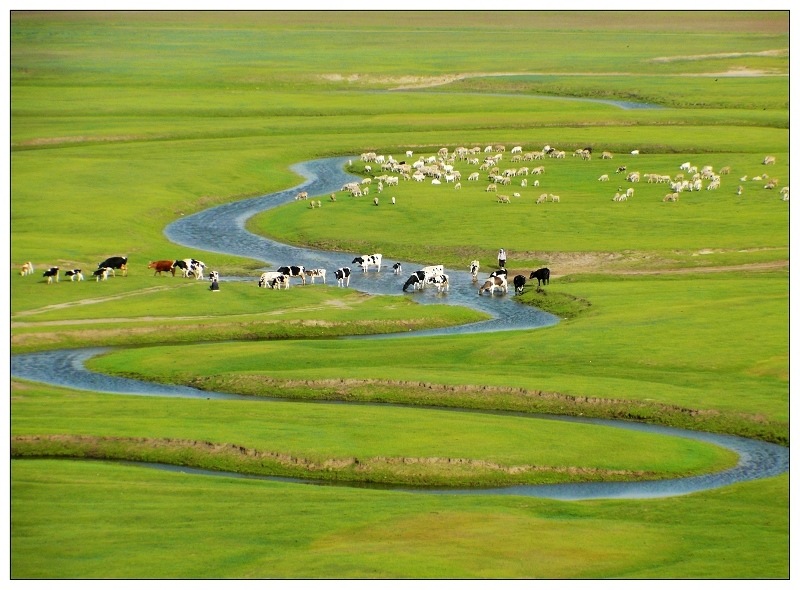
xmin=498 ymin=248 xmax=507 ymax=268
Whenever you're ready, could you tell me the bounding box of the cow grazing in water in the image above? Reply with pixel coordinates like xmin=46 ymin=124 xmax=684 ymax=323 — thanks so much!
xmin=334 ymin=267 xmax=351 ymax=287
xmin=43 ymin=266 xmax=59 ymax=284
xmin=529 ymin=268 xmax=550 ymax=287
xmin=352 ymin=254 xmax=382 ymax=272
xmin=304 ymin=268 xmax=326 ymax=284
xmin=402 ymin=271 xmax=427 ymax=292
xmin=98 ymin=256 xmax=128 ymax=277
xmin=65 ymin=269 xmax=84 ymax=282
xmin=392 ymin=263 xmax=402 ymax=274
xmin=277 ymin=265 xmax=306 ymax=285
xmin=478 ymin=275 xmax=508 ymax=295
xmin=148 ymin=260 xmax=175 ymax=276
xmin=403 ymin=265 xmax=445 ymax=291
xmin=513 ymin=274 xmax=526 ymax=294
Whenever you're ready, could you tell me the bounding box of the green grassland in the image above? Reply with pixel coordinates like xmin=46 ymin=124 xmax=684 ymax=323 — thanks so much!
xmin=10 ymin=10 xmax=789 ymax=579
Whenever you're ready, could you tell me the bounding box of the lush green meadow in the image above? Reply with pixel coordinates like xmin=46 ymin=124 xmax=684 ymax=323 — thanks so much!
xmin=10 ymin=11 xmax=789 ymax=579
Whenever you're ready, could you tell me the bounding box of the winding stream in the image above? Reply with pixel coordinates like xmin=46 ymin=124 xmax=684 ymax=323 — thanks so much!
xmin=11 ymin=156 xmax=788 ymax=499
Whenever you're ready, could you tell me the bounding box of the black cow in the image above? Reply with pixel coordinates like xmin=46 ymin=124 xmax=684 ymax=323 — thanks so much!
xmin=43 ymin=266 xmax=59 ymax=284
xmin=529 ymin=268 xmax=550 ymax=287
xmin=513 ymin=274 xmax=526 ymax=294
xmin=98 ymin=256 xmax=128 ymax=277
xmin=277 ymin=265 xmax=306 ymax=285
xmin=334 ymin=267 xmax=351 ymax=287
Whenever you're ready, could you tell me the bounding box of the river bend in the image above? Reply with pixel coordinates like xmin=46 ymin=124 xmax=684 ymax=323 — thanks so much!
xmin=11 ymin=156 xmax=788 ymax=500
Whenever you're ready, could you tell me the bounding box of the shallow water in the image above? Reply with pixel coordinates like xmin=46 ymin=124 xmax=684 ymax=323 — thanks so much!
xmin=11 ymin=156 xmax=787 ymax=499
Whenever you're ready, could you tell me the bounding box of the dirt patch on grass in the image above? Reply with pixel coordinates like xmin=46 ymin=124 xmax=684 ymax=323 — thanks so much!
xmin=11 ymin=434 xmax=653 ymax=480
xmin=322 ymin=65 xmax=784 ymax=91
xmin=649 ymin=49 xmax=787 ymax=64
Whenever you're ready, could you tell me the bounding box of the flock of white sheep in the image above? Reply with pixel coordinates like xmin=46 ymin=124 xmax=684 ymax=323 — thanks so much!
xmin=314 ymin=145 xmax=788 ymax=206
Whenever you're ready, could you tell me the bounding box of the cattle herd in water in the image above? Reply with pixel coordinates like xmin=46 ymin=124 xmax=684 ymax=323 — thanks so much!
xmin=20 ymin=252 xmax=550 ymax=298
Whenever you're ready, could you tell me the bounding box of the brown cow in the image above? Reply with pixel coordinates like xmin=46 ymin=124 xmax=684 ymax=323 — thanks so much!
xmin=148 ymin=260 xmax=176 ymax=276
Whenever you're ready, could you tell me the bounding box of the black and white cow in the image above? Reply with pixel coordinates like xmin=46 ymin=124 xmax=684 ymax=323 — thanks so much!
xmin=334 ymin=267 xmax=351 ymax=287
xmin=529 ymin=267 xmax=550 ymax=287
xmin=277 ymin=265 xmax=306 ymax=285
xmin=304 ymin=268 xmax=326 ymax=284
xmin=188 ymin=259 xmax=206 ymax=280
xmin=352 ymin=254 xmax=382 ymax=272
xmin=171 ymin=259 xmax=190 ymax=277
xmin=97 ymin=256 xmax=128 ymax=277
xmin=392 ymin=263 xmax=402 ymax=274
xmin=421 ymin=264 xmax=444 ymax=277
xmin=208 ymin=270 xmax=219 ymax=283
xmin=258 ymin=271 xmax=289 ymax=289
xmin=65 ymin=269 xmax=84 ymax=282
xmin=469 ymin=260 xmax=480 ymax=282
xmin=513 ymin=274 xmax=526 ymax=294
xmin=171 ymin=258 xmax=205 ymax=279
xmin=478 ymin=275 xmax=508 ymax=295
xmin=489 ymin=268 xmax=508 ymax=278
xmin=93 ymin=267 xmax=111 ymax=281
xmin=402 ymin=271 xmax=427 ymax=292
xmin=42 ymin=266 xmax=59 ymax=284
xmin=427 ymin=273 xmax=449 ymax=292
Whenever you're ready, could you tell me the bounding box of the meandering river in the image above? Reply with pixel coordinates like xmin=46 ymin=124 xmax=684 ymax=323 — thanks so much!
xmin=11 ymin=156 xmax=788 ymax=500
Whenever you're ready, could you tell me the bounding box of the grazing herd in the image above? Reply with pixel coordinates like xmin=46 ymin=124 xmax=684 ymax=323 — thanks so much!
xmin=23 ymin=245 xmax=549 ymax=302
xmin=345 ymin=146 xmax=788 ymax=209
